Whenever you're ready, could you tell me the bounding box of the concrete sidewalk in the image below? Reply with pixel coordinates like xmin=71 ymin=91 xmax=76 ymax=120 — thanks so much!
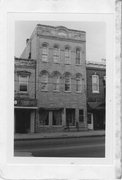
xmin=14 ymin=130 xmax=105 ymax=141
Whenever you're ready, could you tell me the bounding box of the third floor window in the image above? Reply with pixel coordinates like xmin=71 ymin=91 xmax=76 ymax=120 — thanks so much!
xmin=53 ymin=46 xmax=60 ymax=63
xmin=42 ymin=44 xmax=48 ymax=62
xmin=65 ymin=47 xmax=70 ymax=64
xmin=76 ymin=48 xmax=81 ymax=65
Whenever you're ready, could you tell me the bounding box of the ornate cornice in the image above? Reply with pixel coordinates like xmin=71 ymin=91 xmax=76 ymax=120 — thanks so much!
xmin=36 ymin=24 xmax=86 ymax=42
xmin=15 ymin=58 xmax=36 ymax=69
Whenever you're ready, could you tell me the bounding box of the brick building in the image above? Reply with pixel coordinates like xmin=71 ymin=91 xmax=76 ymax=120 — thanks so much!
xmin=14 ymin=58 xmax=37 ymax=133
xmin=16 ymin=24 xmax=87 ymax=133
xmin=86 ymin=61 xmax=106 ymax=130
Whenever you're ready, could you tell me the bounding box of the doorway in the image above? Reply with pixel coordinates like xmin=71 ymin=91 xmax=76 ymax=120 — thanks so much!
xmin=15 ymin=109 xmax=30 ymax=133
xmin=66 ymin=108 xmax=75 ymax=126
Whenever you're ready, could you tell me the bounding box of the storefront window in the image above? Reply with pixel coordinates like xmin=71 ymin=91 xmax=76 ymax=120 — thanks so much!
xmin=52 ymin=110 xmax=62 ymax=125
xmin=39 ymin=109 xmax=49 ymax=125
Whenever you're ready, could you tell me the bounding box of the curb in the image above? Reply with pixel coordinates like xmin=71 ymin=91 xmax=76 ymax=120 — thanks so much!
xmin=14 ymin=134 xmax=105 ymax=141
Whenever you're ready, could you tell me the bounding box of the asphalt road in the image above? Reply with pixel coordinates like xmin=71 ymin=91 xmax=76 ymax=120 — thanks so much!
xmin=14 ymin=136 xmax=105 ymax=157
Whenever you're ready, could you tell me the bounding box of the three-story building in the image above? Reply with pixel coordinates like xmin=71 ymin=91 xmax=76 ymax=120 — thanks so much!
xmin=19 ymin=24 xmax=87 ymax=132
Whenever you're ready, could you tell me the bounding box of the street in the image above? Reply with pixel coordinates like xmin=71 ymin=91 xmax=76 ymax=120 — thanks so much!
xmin=14 ymin=136 xmax=105 ymax=157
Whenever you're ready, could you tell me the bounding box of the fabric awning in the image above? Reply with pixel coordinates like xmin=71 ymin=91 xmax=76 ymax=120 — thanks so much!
xmin=88 ymin=102 xmax=105 ymax=110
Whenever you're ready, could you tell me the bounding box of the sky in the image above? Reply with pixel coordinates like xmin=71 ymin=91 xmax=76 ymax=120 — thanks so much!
xmin=15 ymin=21 xmax=106 ymax=62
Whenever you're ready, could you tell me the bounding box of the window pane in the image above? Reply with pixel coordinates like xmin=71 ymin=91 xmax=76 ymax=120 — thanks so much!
xmin=79 ymin=110 xmax=84 ymax=122
xmin=19 ymin=76 xmax=28 ymax=92
xmin=53 ymin=47 xmax=59 ymax=62
xmin=53 ymin=110 xmax=62 ymax=125
xmin=76 ymin=49 xmax=81 ymax=64
xmin=76 ymin=77 xmax=82 ymax=92
xmin=41 ymin=73 xmax=48 ymax=90
xmin=92 ymin=75 xmax=99 ymax=93
xmin=65 ymin=76 xmax=70 ymax=91
xmin=65 ymin=48 xmax=70 ymax=64
xmin=39 ymin=110 xmax=49 ymax=125
xmin=42 ymin=45 xmax=48 ymax=61
xmin=53 ymin=76 xmax=60 ymax=91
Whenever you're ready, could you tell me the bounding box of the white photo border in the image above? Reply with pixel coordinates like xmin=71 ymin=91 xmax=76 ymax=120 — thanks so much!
xmin=0 ymin=0 xmax=121 ymax=179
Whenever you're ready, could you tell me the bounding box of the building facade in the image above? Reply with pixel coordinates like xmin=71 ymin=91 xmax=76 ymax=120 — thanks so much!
xmin=14 ymin=58 xmax=37 ymax=133
xmin=86 ymin=61 xmax=106 ymax=130
xmin=15 ymin=24 xmax=87 ymax=133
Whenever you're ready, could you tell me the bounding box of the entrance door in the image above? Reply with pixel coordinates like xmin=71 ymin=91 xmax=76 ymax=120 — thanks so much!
xmin=87 ymin=113 xmax=94 ymax=130
xmin=66 ymin=109 xmax=75 ymax=126
xmin=15 ymin=109 xmax=30 ymax=133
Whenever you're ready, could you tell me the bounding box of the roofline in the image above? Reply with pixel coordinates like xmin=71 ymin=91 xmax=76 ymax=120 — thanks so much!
xmin=36 ymin=24 xmax=86 ymax=33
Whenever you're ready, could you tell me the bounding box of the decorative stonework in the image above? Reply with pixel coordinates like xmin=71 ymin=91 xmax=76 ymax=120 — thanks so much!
xmin=36 ymin=24 xmax=86 ymax=41
xmin=15 ymin=58 xmax=36 ymax=69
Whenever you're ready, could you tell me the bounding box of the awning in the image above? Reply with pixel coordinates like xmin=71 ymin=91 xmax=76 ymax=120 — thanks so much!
xmin=88 ymin=102 xmax=105 ymax=110
xmin=14 ymin=106 xmax=38 ymax=109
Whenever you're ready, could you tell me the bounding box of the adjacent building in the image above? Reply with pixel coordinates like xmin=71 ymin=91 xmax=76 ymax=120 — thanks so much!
xmin=14 ymin=24 xmax=87 ymax=133
xmin=14 ymin=58 xmax=37 ymax=133
xmin=86 ymin=61 xmax=106 ymax=130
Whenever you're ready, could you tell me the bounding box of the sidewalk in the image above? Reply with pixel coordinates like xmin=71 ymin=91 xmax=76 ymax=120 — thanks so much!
xmin=14 ymin=130 xmax=105 ymax=141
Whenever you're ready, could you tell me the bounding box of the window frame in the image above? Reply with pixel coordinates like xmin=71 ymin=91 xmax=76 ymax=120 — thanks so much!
xmin=53 ymin=46 xmax=60 ymax=63
xmin=65 ymin=75 xmax=71 ymax=92
xmin=79 ymin=109 xmax=84 ymax=123
xmin=76 ymin=76 xmax=82 ymax=92
xmin=42 ymin=44 xmax=48 ymax=62
xmin=65 ymin=47 xmax=71 ymax=64
xmin=19 ymin=75 xmax=28 ymax=93
xmin=75 ymin=48 xmax=81 ymax=65
xmin=41 ymin=72 xmax=48 ymax=91
xmin=53 ymin=75 xmax=60 ymax=91
xmin=92 ymin=74 xmax=99 ymax=93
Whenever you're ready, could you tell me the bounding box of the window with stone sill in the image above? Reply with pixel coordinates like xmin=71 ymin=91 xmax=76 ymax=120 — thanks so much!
xmin=42 ymin=44 xmax=48 ymax=62
xmin=65 ymin=47 xmax=70 ymax=64
xmin=65 ymin=75 xmax=71 ymax=92
xmin=41 ymin=73 xmax=48 ymax=91
xmin=19 ymin=75 xmax=28 ymax=92
xmin=53 ymin=46 xmax=60 ymax=63
xmin=76 ymin=76 xmax=82 ymax=92
xmin=92 ymin=74 xmax=99 ymax=93
xmin=76 ymin=48 xmax=81 ymax=65
xmin=53 ymin=75 xmax=60 ymax=91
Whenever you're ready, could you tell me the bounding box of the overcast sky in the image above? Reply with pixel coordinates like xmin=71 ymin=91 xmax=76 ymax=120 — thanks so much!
xmin=15 ymin=21 xmax=106 ymax=62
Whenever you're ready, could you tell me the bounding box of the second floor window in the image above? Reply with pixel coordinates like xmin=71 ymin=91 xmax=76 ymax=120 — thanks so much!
xmin=41 ymin=73 xmax=48 ymax=91
xmin=92 ymin=75 xmax=99 ymax=93
xmin=65 ymin=75 xmax=71 ymax=91
xmin=42 ymin=44 xmax=48 ymax=62
xmin=19 ymin=75 xmax=28 ymax=92
xmin=53 ymin=75 xmax=60 ymax=91
xmin=65 ymin=47 xmax=70 ymax=64
xmin=76 ymin=76 xmax=82 ymax=92
xmin=76 ymin=48 xmax=81 ymax=65
xmin=53 ymin=46 xmax=60 ymax=63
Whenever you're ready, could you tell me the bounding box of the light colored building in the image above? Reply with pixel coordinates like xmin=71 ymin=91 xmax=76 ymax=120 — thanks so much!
xmin=17 ymin=24 xmax=87 ymax=133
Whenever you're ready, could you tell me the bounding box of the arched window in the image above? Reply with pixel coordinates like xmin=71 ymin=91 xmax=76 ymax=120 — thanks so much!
xmin=65 ymin=74 xmax=71 ymax=91
xmin=42 ymin=43 xmax=48 ymax=62
xmin=65 ymin=47 xmax=70 ymax=64
xmin=41 ymin=72 xmax=48 ymax=91
xmin=53 ymin=74 xmax=60 ymax=91
xmin=76 ymin=48 xmax=81 ymax=65
xmin=76 ymin=75 xmax=82 ymax=92
xmin=92 ymin=74 xmax=99 ymax=93
xmin=53 ymin=45 xmax=60 ymax=63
